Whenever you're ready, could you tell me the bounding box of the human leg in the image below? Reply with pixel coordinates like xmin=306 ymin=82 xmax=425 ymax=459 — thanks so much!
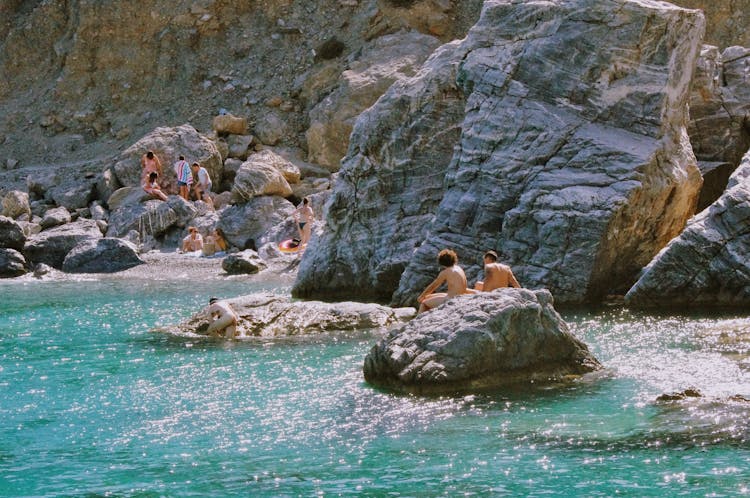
xmin=207 ymin=313 xmax=235 ymax=336
xmin=418 ymin=293 xmax=447 ymax=314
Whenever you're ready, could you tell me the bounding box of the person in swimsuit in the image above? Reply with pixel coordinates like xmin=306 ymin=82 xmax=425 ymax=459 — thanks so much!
xmin=142 ymin=172 xmax=168 ymax=201
xmin=291 ymin=197 xmax=314 ymax=247
xmin=206 ymin=297 xmax=238 ymax=339
xmin=140 ymin=150 xmax=163 ymax=184
xmin=181 ymin=226 xmax=203 ymax=252
xmin=174 ymin=155 xmax=192 ymax=201
xmin=474 ymin=250 xmax=521 ymax=291
xmin=417 ymin=248 xmax=476 ymax=314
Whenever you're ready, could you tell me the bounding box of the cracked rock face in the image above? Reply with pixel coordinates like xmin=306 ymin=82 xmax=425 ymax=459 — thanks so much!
xmin=293 ymin=0 xmax=705 ymax=306
xmin=625 ymin=149 xmax=750 ymax=308
xmin=363 ymin=288 xmax=602 ymax=394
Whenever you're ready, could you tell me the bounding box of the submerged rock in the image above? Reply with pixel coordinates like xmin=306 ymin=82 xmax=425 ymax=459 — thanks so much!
xmin=625 ymin=151 xmax=750 ymax=308
xmin=62 ymin=238 xmax=144 ymax=273
xmin=294 ymin=0 xmax=705 ymax=306
xmin=363 ymin=289 xmax=602 ymax=394
xmin=160 ymin=292 xmax=416 ymax=338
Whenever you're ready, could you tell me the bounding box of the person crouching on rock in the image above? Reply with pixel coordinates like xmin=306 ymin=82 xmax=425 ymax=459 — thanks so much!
xmin=417 ymin=248 xmax=475 ymax=314
xmin=142 ymin=172 xmax=169 ymax=201
xmin=206 ymin=297 xmax=238 ymax=339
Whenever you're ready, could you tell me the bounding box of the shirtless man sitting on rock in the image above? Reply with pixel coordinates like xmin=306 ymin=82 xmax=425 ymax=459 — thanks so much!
xmin=206 ymin=297 xmax=238 ymax=339
xmin=417 ymin=248 xmax=475 ymax=314
xmin=474 ymin=250 xmax=521 ymax=291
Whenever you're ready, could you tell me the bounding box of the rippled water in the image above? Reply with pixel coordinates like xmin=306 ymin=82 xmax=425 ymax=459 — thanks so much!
xmin=1 ymin=276 xmax=749 ymax=496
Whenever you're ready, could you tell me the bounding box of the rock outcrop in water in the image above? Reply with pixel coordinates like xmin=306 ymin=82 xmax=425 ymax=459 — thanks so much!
xmin=625 ymin=149 xmax=750 ymax=308
xmin=294 ymin=0 xmax=705 ymax=306
xmin=160 ymin=292 xmax=416 ymax=338
xmin=363 ymin=288 xmax=602 ymax=394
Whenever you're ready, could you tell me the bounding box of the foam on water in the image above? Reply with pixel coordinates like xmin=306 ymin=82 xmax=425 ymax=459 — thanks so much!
xmin=1 ymin=280 xmax=749 ymax=496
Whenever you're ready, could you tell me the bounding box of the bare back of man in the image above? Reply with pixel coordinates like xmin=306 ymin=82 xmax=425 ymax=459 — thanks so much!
xmin=479 ymin=263 xmax=520 ymax=291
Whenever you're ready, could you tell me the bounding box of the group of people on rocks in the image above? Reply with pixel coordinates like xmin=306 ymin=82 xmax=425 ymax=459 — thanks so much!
xmin=181 ymin=226 xmax=228 ymax=256
xmin=417 ymin=248 xmax=520 ymax=314
xmin=140 ymin=150 xmax=213 ymax=206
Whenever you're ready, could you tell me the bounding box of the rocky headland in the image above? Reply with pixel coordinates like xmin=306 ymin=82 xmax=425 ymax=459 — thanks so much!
xmin=0 ymin=0 xmax=749 ymax=393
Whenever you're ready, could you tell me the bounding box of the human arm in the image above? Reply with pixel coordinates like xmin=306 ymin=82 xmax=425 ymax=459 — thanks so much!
xmin=417 ymin=271 xmax=447 ymax=303
xmin=508 ymin=270 xmax=521 ymax=288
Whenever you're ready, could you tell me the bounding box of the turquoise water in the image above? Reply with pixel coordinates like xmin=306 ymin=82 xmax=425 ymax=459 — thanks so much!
xmin=1 ymin=276 xmax=749 ymax=497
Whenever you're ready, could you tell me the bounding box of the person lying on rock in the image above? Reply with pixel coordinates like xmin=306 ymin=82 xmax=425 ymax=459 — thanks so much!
xmin=474 ymin=250 xmax=521 ymax=291
xmin=181 ymin=226 xmax=203 ymax=252
xmin=142 ymin=172 xmax=168 ymax=201
xmin=417 ymin=248 xmax=476 ymax=314
xmin=206 ymin=297 xmax=238 ymax=339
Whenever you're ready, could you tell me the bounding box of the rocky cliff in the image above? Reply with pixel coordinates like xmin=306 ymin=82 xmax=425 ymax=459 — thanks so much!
xmin=293 ymin=0 xmax=706 ymax=305
xmin=0 ymin=0 xmax=482 ymax=172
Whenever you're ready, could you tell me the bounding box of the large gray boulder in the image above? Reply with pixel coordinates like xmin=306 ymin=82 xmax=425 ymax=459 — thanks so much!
xmin=221 ymin=250 xmax=267 ymax=275
xmin=62 ymin=238 xmax=144 ymax=273
xmin=0 ymin=216 xmax=26 ymax=251
xmin=306 ymin=30 xmax=442 ymax=171
xmin=26 ymin=163 xmax=100 ymax=210
xmin=231 ymin=157 xmax=293 ymax=202
xmin=363 ymin=289 xmax=602 ymax=394
xmin=107 ymin=186 xmax=154 ymax=211
xmin=112 ymin=124 xmax=223 ymax=195
xmin=40 ymin=206 xmax=72 ymax=230
xmin=106 ymin=200 xmax=179 ymax=239
xmin=217 ymin=196 xmax=295 ymax=249
xmin=2 ymin=190 xmax=30 ymax=219
xmin=157 ymin=292 xmax=415 ymax=338
xmin=625 ymin=150 xmax=750 ymax=308
xmin=0 ymin=248 xmax=27 ymax=278
xmin=23 ymin=218 xmax=103 ymax=268
xmin=294 ymin=0 xmax=705 ymax=306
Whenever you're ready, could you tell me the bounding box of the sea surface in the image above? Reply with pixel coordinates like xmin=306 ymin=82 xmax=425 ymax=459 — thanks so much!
xmin=1 ymin=274 xmax=749 ymax=497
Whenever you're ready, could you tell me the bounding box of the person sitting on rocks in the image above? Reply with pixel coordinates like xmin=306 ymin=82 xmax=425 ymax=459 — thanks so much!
xmin=142 ymin=172 xmax=168 ymax=201
xmin=181 ymin=226 xmax=203 ymax=252
xmin=474 ymin=250 xmax=521 ymax=291
xmin=141 ymin=150 xmax=163 ymax=184
xmin=417 ymin=248 xmax=475 ymax=314
xmin=206 ymin=297 xmax=238 ymax=339
xmin=202 ymin=228 xmax=228 ymax=257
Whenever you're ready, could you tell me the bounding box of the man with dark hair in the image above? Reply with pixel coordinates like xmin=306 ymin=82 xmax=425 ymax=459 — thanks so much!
xmin=474 ymin=250 xmax=521 ymax=291
xmin=417 ymin=248 xmax=474 ymax=314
